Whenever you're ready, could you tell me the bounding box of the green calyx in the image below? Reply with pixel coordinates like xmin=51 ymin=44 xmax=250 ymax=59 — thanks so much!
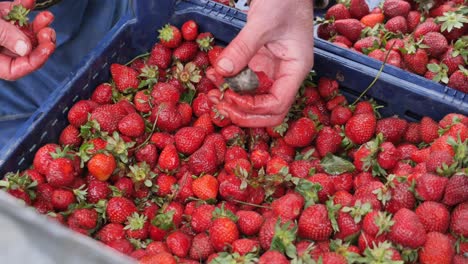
xmin=270 ymin=219 xmax=298 ymax=259
xmin=3 ymin=5 xmax=30 ymax=27
xmin=125 ymin=212 xmax=147 ymax=231
xmin=158 ymin=24 xmax=175 ymax=42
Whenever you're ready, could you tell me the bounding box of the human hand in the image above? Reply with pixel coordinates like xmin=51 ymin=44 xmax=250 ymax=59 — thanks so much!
xmin=207 ymin=0 xmax=314 ymax=127
xmin=0 ymin=0 xmax=55 ymax=81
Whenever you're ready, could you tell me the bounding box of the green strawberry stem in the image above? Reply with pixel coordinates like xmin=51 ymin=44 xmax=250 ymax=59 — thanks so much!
xmin=125 ymin=52 xmax=150 ymax=66
xmin=231 ymin=199 xmax=272 ymax=209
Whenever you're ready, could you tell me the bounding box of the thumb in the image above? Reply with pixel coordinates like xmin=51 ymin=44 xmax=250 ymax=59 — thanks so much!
xmin=0 ymin=19 xmax=31 ymax=56
xmin=214 ymin=21 xmax=268 ymax=77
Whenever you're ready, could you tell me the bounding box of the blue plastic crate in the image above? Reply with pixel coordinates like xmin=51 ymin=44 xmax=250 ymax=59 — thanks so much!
xmin=313 ymin=0 xmax=468 ymax=106
xmin=1 ymin=0 xmax=467 ymax=175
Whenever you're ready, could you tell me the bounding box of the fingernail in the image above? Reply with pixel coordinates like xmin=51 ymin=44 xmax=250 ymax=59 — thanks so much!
xmin=217 ymin=58 xmax=234 ymax=74
xmin=50 ymin=30 xmax=56 ymax=42
xmin=14 ymin=40 xmax=28 ymax=56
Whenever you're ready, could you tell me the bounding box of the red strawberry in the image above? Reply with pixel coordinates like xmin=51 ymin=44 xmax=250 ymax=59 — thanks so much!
xmin=87 ymin=153 xmax=116 ymax=182
xmin=325 ymin=4 xmax=351 ymax=20
xmin=158 ymin=24 xmax=182 ymax=49
xmin=385 ymin=180 xmax=415 ymax=214
xmin=404 ymin=48 xmax=429 ymax=75
xmin=151 ymin=103 xmax=183 ymax=132
xmin=181 ymin=20 xmax=198 ymax=41
xmin=334 ymin=19 xmax=365 ymax=43
xmin=117 ymin=113 xmax=145 ymax=138
xmin=441 ymin=47 xmax=465 ymax=75
xmin=148 ymin=43 xmax=172 ymax=69
xmin=318 ymin=77 xmax=339 ymax=100
xmin=415 ymin=201 xmax=450 ymax=233
xmin=403 ymin=122 xmax=421 ymax=143
xmin=166 ymin=231 xmax=192 ymax=258
xmin=232 ymin=239 xmax=260 ymax=256
xmin=422 ymin=32 xmax=448 ymax=59
xmin=354 ymin=37 xmax=381 ymax=53
xmin=96 ymin=223 xmax=125 ymax=244
xmin=376 ymin=117 xmax=408 ymax=144
xmin=272 ymin=192 xmax=305 ymax=221
xmin=192 ymin=174 xmax=218 ymax=201
xmin=330 ymin=106 xmax=353 ymax=125
xmin=210 ymin=217 xmax=239 ymax=252
xmin=349 ymin=0 xmax=370 ymax=19
xmin=419 ymin=232 xmax=454 ymax=264
xmin=51 ymin=189 xmax=75 ymax=211
xmin=106 ymin=197 xmax=137 ymax=224
xmin=450 ymin=202 xmax=468 ymax=237
xmin=151 ymin=83 xmax=180 ymax=105
xmin=188 ymin=142 xmax=218 ymax=175
xmin=46 ymin=157 xmax=75 ymax=187
xmin=91 ymin=83 xmax=113 ymax=105
xmin=385 ymin=16 xmax=408 ymax=34
xmin=178 ymin=102 xmax=193 ymax=126
xmin=173 ymin=42 xmax=198 ymax=62
xmin=416 ymin=173 xmax=448 ymax=201
xmin=259 ymin=251 xmax=289 ymax=264
xmin=383 ymin=0 xmax=410 ymax=18
xmin=208 ymin=46 xmax=224 ymax=66
xmin=298 ymin=204 xmax=333 ymax=241
xmin=90 ymin=104 xmax=126 ymax=133
xmin=196 ymin=32 xmax=214 ymax=52
xmin=414 ymin=20 xmax=441 ymax=40
xmin=59 ymin=125 xmax=82 ymax=148
xmin=420 ymin=116 xmax=440 ymax=144
xmin=316 ymin=126 xmax=342 ymax=157
xmin=425 ymin=150 xmax=454 ymax=174
xmin=68 ymin=208 xmax=98 ymax=231
xmin=191 ymin=204 xmax=215 ymax=233
xmin=68 ymin=100 xmax=97 ymax=128
xmin=189 ymin=233 xmax=214 ymax=261
xmin=236 ymin=210 xmax=264 ymax=236
xmin=360 ymin=13 xmax=385 ymax=27
xmin=196 ymin=75 xmax=216 ymax=93
xmin=157 ymin=144 xmax=180 ymax=172
xmin=174 ymin=126 xmax=206 ymax=155
xmin=448 ymin=69 xmax=468 ymax=93
xmin=110 ymin=64 xmax=139 ymax=92
xmin=388 ymin=208 xmax=427 ymax=248
xmin=345 ymin=113 xmax=377 ymax=145
xmin=284 ymin=117 xmax=317 ymax=147
xmin=140 ymin=253 xmax=176 ymax=264
xmin=443 ymin=174 xmax=468 ymax=206
xmin=407 ymin=11 xmax=421 ymax=32
xmin=332 ymin=35 xmax=353 ymax=48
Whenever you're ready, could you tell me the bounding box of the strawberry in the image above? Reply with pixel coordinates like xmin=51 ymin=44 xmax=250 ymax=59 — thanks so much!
xmin=68 ymin=100 xmax=97 ymax=128
xmin=3 ymin=5 xmax=38 ymax=48
xmin=360 ymin=13 xmax=385 ymax=27
xmin=316 ymin=126 xmax=342 ymax=157
xmin=114 ymin=177 xmax=134 ymax=198
xmin=181 ymin=20 xmax=198 ymax=41
xmin=317 ymin=23 xmax=337 ymax=40
xmin=283 ymin=117 xmax=317 ymax=147
xmin=403 ymin=122 xmax=421 ymax=143
xmin=173 ymin=42 xmax=198 ymax=62
xmin=188 ymin=142 xmax=218 ymax=175
xmin=325 ymin=4 xmax=351 ymax=20
xmin=376 ymin=117 xmax=408 ymax=144
xmin=272 ymin=192 xmax=305 ymax=221
xmin=46 ymin=157 xmax=75 ymax=188
xmin=106 ymin=197 xmax=137 ymax=224
xmin=318 ymin=77 xmax=339 ymax=100
xmin=259 ymin=251 xmax=289 ymax=264
xmin=415 ymin=201 xmax=450 ymax=233
xmin=51 ymin=189 xmax=75 ymax=211
xmin=209 ymin=216 xmax=239 ymax=252
xmin=385 ymin=180 xmax=415 ymax=214
xmin=151 ymin=83 xmax=180 ymax=105
xmin=192 ymin=174 xmax=218 ymax=200
xmin=68 ymin=208 xmax=98 ymax=231
xmin=189 ymin=233 xmax=214 ymax=261
xmin=236 ymin=210 xmax=264 ymax=236
xmin=385 ymin=38 xmax=404 ymax=51
xmin=208 ymin=46 xmax=224 ymax=66
xmin=443 ymin=174 xmax=468 ymax=206
xmin=110 ymin=64 xmax=139 ymax=93
xmin=59 ymin=125 xmax=82 ymax=148
xmin=196 ymin=32 xmax=214 ymax=52
xmin=232 ymin=239 xmax=260 ymax=256
xmin=196 ymin=75 xmax=216 ymax=93
xmin=416 ymin=173 xmax=448 ymax=201
xmin=96 ymin=223 xmax=125 ymax=244
xmin=166 ymin=231 xmax=192 ymax=258
xmin=190 ymin=204 xmax=215 ymax=234
xmin=151 ymin=102 xmax=183 ymax=132
xmin=117 ymin=113 xmax=145 ymax=138
xmin=404 ymin=48 xmax=429 ymax=75
xmin=441 ymin=47 xmax=465 ymax=75
xmin=345 ymin=113 xmax=377 ymax=145
xmin=450 ymin=202 xmax=468 ymax=237
xmin=330 ymin=106 xmax=353 ymax=125
xmin=407 ymin=11 xmax=421 ymax=32
xmin=107 ymin=239 xmax=134 ymax=255
xmin=86 ymin=180 xmax=110 ymax=204
xmin=178 ymin=102 xmax=193 ymax=126
xmin=448 ymin=68 xmax=468 ymax=93
xmin=385 ymin=16 xmax=408 ymax=34
xmin=148 ymin=43 xmax=172 ymax=69
xmin=414 ymin=20 xmax=441 ymax=40
xmin=420 ymin=116 xmax=440 ymax=144
xmin=204 ymin=133 xmax=227 ymax=164
xmin=332 ymin=35 xmax=353 ymax=48
xmin=377 ymin=142 xmax=401 ymax=170
xmin=419 ymin=232 xmax=454 ymax=264
xmin=87 ymin=153 xmax=116 ymax=182
xmin=174 ymin=126 xmax=206 ymax=155
xmin=353 ymin=36 xmax=381 ymax=54
xmin=349 ymin=0 xmax=370 ymax=19
xmin=298 ymin=204 xmax=333 ymax=241
xmin=91 ymin=83 xmax=113 ymax=105
xmin=383 ymin=0 xmax=410 ymax=18
xmin=158 ymin=24 xmax=182 ymax=49
xmin=422 ymin=32 xmax=448 ymax=59
xmin=388 ymin=208 xmax=427 ymax=248
xmin=90 ymin=104 xmax=127 ymax=133
xmin=192 ymin=93 xmax=213 ymax=117
xmin=334 ymin=19 xmax=365 ymax=43
xmin=157 ymin=144 xmax=180 ymax=172
xmin=307 ymin=173 xmax=336 ymax=203
xmin=135 ymin=144 xmax=158 ymax=168
xmin=139 ymin=252 xmax=177 ymax=264
xmin=425 ymin=150 xmax=454 ymax=174
xmin=219 ymin=174 xmax=249 ymax=202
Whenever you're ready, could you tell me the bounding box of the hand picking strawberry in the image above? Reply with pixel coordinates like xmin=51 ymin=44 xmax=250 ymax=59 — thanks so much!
xmin=0 ymin=0 xmax=56 ymax=80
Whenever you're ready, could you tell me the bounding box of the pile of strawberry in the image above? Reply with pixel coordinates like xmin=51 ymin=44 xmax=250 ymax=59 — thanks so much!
xmin=317 ymin=0 xmax=468 ymax=93
xmin=1 ymin=20 xmax=468 ymax=264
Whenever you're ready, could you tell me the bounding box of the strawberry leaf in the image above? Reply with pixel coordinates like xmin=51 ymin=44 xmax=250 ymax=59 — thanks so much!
xmin=320 ymin=154 xmax=355 ymax=175
xmin=270 ymin=219 xmax=298 ymax=259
